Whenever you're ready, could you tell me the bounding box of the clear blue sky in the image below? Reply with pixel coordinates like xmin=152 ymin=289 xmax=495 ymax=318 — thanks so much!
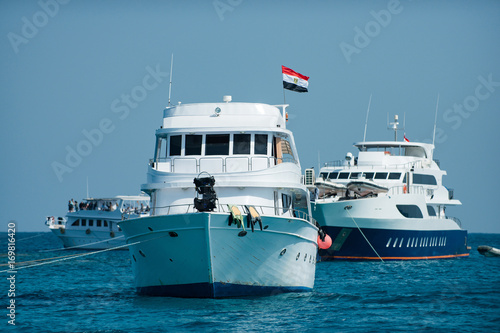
xmin=1 ymin=0 xmax=499 ymax=233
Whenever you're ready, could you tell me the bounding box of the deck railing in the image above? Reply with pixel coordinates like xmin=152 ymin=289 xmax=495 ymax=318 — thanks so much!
xmin=149 ymin=203 xmax=315 ymax=224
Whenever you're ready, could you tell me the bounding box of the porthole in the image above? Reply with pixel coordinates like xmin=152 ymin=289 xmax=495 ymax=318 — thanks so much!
xmin=238 ymin=231 xmax=247 ymax=237
xmin=148 ymin=227 xmax=153 ymax=231
xmin=139 ymin=250 xmax=146 ymax=257
xmin=304 ymin=254 xmax=307 ymax=262
xmin=169 ymin=232 xmax=178 ymax=237
xmin=386 ymin=238 xmax=392 ymax=247
xmin=280 ymin=249 xmax=286 ymax=256
xmin=296 ymin=253 xmax=300 ymax=260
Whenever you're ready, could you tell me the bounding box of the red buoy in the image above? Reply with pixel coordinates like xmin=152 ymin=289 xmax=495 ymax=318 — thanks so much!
xmin=317 ymin=234 xmax=332 ymax=249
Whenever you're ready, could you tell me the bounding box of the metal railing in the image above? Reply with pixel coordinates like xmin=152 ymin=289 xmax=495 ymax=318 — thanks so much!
xmin=323 ymin=159 xmax=426 ymax=170
xmin=149 ymin=203 xmax=315 ymax=223
xmin=150 ymin=156 xmax=298 ymax=173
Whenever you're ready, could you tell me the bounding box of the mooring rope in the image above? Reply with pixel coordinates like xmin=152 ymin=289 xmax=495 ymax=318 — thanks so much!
xmin=1 ymin=232 xmax=173 ymax=273
xmin=344 ymin=206 xmax=384 ymax=262
xmin=38 ymin=235 xmax=125 ymax=253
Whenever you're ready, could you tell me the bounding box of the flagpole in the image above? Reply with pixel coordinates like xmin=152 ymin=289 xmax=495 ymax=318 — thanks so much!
xmin=283 ymin=88 xmax=286 ymax=105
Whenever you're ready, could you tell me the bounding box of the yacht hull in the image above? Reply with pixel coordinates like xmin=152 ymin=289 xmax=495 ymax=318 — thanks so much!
xmin=49 ymin=228 xmax=125 ymax=250
xmin=318 ymin=225 xmax=469 ymax=260
xmin=120 ymin=212 xmax=317 ymax=298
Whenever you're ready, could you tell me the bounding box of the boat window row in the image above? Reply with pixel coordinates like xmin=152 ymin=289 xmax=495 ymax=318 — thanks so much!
xmin=321 ymin=171 xmax=403 ymax=181
xmin=386 ymin=236 xmax=447 ymax=248
xmin=155 ymin=133 xmax=295 ymax=164
xmin=71 ymin=219 xmax=110 ymax=227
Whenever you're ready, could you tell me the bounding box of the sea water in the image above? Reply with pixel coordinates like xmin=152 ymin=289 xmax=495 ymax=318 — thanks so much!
xmin=2 ymin=232 xmax=499 ymax=332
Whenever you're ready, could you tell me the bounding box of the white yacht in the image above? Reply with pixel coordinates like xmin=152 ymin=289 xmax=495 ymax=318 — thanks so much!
xmin=46 ymin=196 xmax=150 ymax=250
xmin=310 ymin=116 xmax=469 ymax=260
xmin=119 ymin=96 xmax=318 ymax=298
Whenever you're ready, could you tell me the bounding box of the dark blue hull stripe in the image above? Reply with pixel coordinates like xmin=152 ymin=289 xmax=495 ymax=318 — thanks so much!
xmin=137 ymin=282 xmax=312 ymax=298
xmin=319 ymin=226 xmax=469 ymax=260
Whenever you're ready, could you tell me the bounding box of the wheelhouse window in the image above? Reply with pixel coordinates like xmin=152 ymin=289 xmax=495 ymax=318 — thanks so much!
xmin=81 ymin=219 xmax=87 ymax=227
xmin=363 ymin=172 xmax=375 ymax=180
xmin=375 ymin=172 xmax=388 ymax=180
xmin=255 ymin=134 xmax=268 ymax=155
xmin=320 ymin=172 xmax=329 ymax=180
xmin=97 ymin=220 xmax=102 ymax=227
xmin=349 ymin=172 xmax=360 ymax=179
xmin=233 ymin=134 xmax=251 ymax=155
xmin=169 ymin=135 xmax=182 ymax=156
xmin=338 ymin=172 xmax=350 ymax=179
xmin=71 ymin=219 xmax=80 ymax=226
xmin=185 ymin=135 xmax=202 ymax=155
xmin=206 ymin=134 xmax=230 ymax=155
xmin=396 ymin=205 xmax=423 ymax=218
xmin=89 ymin=220 xmax=94 ymax=227
xmin=388 ymin=172 xmax=402 ymax=180
xmin=328 ymin=172 xmax=339 ymax=180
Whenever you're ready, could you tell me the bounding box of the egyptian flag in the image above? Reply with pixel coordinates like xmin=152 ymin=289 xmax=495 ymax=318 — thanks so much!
xmin=404 ymin=134 xmax=410 ymax=142
xmin=282 ymin=66 xmax=309 ymax=92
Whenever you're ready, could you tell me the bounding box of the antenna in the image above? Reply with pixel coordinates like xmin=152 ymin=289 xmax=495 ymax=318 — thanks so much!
xmin=388 ymin=114 xmax=404 ymax=141
xmin=362 ymin=94 xmax=372 ymax=143
xmin=432 ymin=94 xmax=440 ymax=146
xmin=168 ymin=53 xmax=174 ymax=107
xmin=86 ymin=176 xmax=89 ymax=198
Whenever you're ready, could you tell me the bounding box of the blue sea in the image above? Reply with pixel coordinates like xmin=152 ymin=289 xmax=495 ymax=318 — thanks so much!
xmin=2 ymin=232 xmax=499 ymax=332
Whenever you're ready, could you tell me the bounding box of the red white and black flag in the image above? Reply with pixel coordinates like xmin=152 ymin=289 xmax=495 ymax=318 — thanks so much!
xmin=282 ymin=66 xmax=309 ymax=93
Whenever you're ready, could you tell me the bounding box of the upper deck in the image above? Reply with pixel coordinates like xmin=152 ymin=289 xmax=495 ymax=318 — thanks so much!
xmin=150 ymin=99 xmax=300 ymax=175
xmin=160 ymin=101 xmax=287 ymax=133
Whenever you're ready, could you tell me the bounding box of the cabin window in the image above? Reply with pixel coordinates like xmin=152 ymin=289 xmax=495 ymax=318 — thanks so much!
xmin=282 ymin=193 xmax=292 ymax=214
xmin=255 ymin=134 xmax=268 ymax=155
xmin=374 ymin=172 xmax=388 ymax=180
xmin=338 ymin=172 xmax=350 ymax=179
xmin=328 ymin=172 xmax=339 ymax=180
xmin=320 ymin=172 xmax=329 ymax=180
xmin=97 ymin=220 xmax=102 ymax=227
xmin=169 ymin=135 xmax=182 ymax=156
xmin=206 ymin=134 xmax=229 ymax=155
xmin=89 ymin=220 xmax=94 ymax=227
xmin=388 ymin=173 xmax=402 ymax=180
xmin=396 ymin=205 xmax=423 ymax=218
xmin=233 ymin=134 xmax=251 ymax=155
xmin=81 ymin=219 xmax=86 ymax=227
xmin=363 ymin=172 xmax=375 ymax=180
xmin=185 ymin=135 xmax=202 ymax=155
xmin=71 ymin=219 xmax=80 ymax=226
xmin=155 ymin=137 xmax=167 ymax=161
xmin=103 ymin=220 xmax=108 ymax=227
xmin=349 ymin=172 xmax=360 ymax=179
xmin=427 ymin=205 xmax=437 ymax=217
xmin=413 ymin=174 xmax=437 ymax=185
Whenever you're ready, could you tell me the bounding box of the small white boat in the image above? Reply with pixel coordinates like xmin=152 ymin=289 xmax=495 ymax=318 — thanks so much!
xmin=46 ymin=195 xmax=150 ymax=250
xmin=314 ymin=178 xmax=346 ymax=198
xmin=347 ymin=179 xmax=388 ymax=196
xmin=477 ymin=245 xmax=500 ymax=257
